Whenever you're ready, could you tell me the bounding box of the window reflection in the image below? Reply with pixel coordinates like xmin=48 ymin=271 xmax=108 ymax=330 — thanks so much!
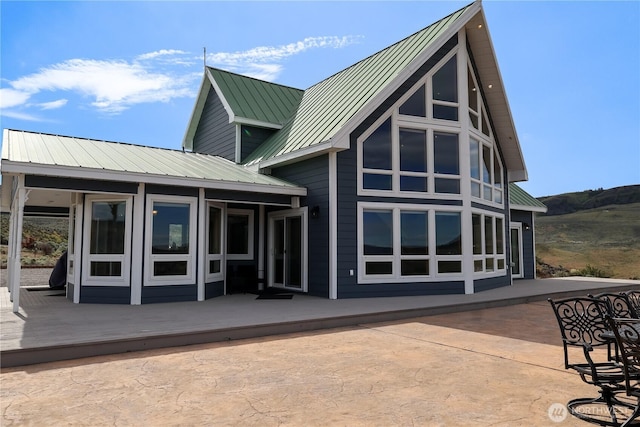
xmin=152 ymin=202 xmax=190 ymax=254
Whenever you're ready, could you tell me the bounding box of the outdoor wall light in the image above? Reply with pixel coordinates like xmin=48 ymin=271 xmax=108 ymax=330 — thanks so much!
xmin=524 ymin=223 xmax=531 ymax=231
xmin=311 ymin=205 xmax=320 ymax=218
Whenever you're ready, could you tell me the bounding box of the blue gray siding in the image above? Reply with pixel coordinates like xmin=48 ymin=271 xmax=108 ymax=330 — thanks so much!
xmin=80 ymin=286 xmax=130 ymax=304
xmin=271 ymin=155 xmax=330 ymax=297
xmin=241 ymin=125 xmax=276 ymax=163
xmin=142 ymin=285 xmax=197 ymax=304
xmin=193 ymin=88 xmax=236 ymax=161
xmin=336 ymin=147 xmax=466 ymax=298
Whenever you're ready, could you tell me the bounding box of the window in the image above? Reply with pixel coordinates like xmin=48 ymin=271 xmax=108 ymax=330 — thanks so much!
xmin=360 ymin=124 xmax=460 ymax=196
xmin=399 ymin=128 xmax=428 ymax=192
xmin=472 ymin=212 xmax=506 ymax=274
xmin=470 ymin=138 xmax=503 ymax=204
xmin=207 ymin=204 xmax=224 ymax=282
xmin=360 ymin=52 xmax=463 ymax=198
xmin=145 ymin=195 xmax=197 ymax=285
xmin=362 ymin=118 xmax=393 ymax=190
xmin=435 ymin=211 xmax=462 ymax=273
xmin=83 ymin=196 xmax=132 ymax=286
xmin=432 ymin=55 xmax=458 ymax=121
xmin=467 ymin=64 xmax=491 ymax=136
xmin=359 ymin=204 xmax=462 ymax=282
xmin=399 ymin=84 xmax=426 ymax=117
xmin=433 ymin=132 xmax=460 ymax=194
xmin=227 ymin=209 xmax=254 ymax=260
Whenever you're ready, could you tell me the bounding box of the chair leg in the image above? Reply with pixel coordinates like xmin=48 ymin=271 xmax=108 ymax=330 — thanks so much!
xmin=620 ymin=398 xmax=640 ymax=427
xmin=568 ymin=389 xmax=635 ymax=427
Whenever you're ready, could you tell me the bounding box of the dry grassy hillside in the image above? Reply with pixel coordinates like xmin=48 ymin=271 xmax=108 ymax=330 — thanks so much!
xmin=535 ymin=202 xmax=640 ymax=280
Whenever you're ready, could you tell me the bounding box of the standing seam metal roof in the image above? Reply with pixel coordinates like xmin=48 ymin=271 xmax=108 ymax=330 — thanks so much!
xmin=209 ymin=68 xmax=304 ymax=126
xmin=241 ymin=3 xmax=473 ymax=166
xmin=1 ymin=129 xmax=305 ymax=194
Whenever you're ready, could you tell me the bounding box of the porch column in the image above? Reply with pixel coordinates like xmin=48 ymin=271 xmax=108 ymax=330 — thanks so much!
xmin=130 ymin=184 xmax=144 ymax=304
xmin=10 ymin=176 xmax=27 ymax=313
xmin=258 ymin=204 xmax=265 ymax=290
xmin=197 ymin=188 xmax=205 ymax=301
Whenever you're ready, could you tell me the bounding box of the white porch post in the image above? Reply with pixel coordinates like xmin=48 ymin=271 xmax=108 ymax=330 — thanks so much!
xmin=329 ymin=152 xmax=338 ymax=299
xmin=258 ymin=204 xmax=265 ymax=291
xmin=197 ymin=188 xmax=206 ymax=301
xmin=130 ymin=184 xmax=144 ymax=304
xmin=10 ymin=176 xmax=27 ymax=313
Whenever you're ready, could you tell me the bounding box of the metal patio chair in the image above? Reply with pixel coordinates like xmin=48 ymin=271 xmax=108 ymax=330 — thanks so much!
xmin=548 ymin=297 xmax=630 ymax=426
xmin=605 ymin=316 xmax=640 ymax=426
xmin=590 ymin=292 xmax=639 ymax=361
xmin=623 ymin=291 xmax=640 ymax=318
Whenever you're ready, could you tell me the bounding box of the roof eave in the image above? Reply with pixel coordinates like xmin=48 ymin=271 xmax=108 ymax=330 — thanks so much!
xmin=466 ymin=8 xmax=528 ymax=182
xmin=329 ymin=1 xmax=483 ymax=151
xmin=0 ymin=161 xmax=307 ymax=197
xmin=181 ymin=74 xmax=211 ymax=151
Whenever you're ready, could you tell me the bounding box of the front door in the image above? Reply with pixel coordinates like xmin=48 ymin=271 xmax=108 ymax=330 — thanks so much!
xmin=268 ymin=208 xmax=307 ymax=291
xmin=510 ymin=224 xmax=523 ymax=279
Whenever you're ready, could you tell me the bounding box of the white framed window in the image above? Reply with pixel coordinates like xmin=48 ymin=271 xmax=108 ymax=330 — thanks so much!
xmin=82 ymin=195 xmax=132 ymax=286
xmin=145 ymin=195 xmax=197 ymax=286
xmin=358 ymin=202 xmax=463 ymax=283
xmin=226 ymin=208 xmax=254 ymax=260
xmin=470 ymin=138 xmax=503 ymax=205
xmin=359 ymin=120 xmax=461 ymax=198
xmin=206 ymin=203 xmax=224 ymax=282
xmin=358 ymin=50 xmax=462 ymax=199
xmin=472 ymin=211 xmax=506 ymax=275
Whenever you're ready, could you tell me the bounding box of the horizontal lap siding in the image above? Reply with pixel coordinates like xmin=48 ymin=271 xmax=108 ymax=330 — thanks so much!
xmin=474 ymin=276 xmax=509 ymax=292
xmin=272 ymin=155 xmax=330 ymax=297
xmin=241 ymin=126 xmax=276 ymax=163
xmin=80 ymin=286 xmax=130 ymax=304
xmin=337 ymin=147 xmax=465 ymax=298
xmin=205 ymin=281 xmax=224 ymax=299
xmin=193 ymin=89 xmax=236 ymax=161
xmin=142 ymin=285 xmax=197 ymax=304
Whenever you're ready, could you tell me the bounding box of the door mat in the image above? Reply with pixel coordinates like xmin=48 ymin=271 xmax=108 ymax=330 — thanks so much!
xmin=26 ymin=287 xmax=59 ymax=292
xmin=256 ymin=293 xmax=293 ymax=300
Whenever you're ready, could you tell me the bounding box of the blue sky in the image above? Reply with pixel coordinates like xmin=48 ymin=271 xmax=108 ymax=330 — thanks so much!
xmin=1 ymin=1 xmax=638 ymax=198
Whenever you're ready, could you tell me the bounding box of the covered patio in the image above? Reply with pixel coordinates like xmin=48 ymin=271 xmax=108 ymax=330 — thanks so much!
xmin=1 ymin=129 xmax=306 ymax=312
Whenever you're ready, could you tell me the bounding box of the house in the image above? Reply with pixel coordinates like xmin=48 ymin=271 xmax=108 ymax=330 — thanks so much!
xmin=1 ymin=1 xmax=546 ymax=311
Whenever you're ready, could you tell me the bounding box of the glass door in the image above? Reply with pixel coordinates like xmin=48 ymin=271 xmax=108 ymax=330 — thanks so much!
xmin=269 ymin=209 xmax=306 ymax=291
xmin=510 ymin=224 xmax=523 ymax=279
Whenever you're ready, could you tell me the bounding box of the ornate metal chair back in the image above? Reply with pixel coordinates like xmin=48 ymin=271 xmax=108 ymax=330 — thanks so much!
xmin=548 ymin=297 xmax=611 ymax=369
xmin=591 ymin=292 xmax=638 ymax=319
xmin=606 ymin=317 xmax=640 ymax=393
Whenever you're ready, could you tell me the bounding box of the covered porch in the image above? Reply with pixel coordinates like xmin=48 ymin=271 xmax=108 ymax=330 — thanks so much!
xmin=1 ymin=130 xmax=307 ymax=312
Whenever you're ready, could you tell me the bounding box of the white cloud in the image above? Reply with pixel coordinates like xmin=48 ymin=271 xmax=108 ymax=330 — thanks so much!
xmin=0 ymin=110 xmax=44 ymax=122
xmin=0 ymin=35 xmax=361 ymax=119
xmin=0 ymin=88 xmax=31 ymax=109
xmin=38 ymin=99 xmax=68 ymax=110
xmin=136 ymin=49 xmax=188 ymax=61
xmin=208 ymin=35 xmax=363 ymax=81
xmin=6 ymin=58 xmax=199 ymax=114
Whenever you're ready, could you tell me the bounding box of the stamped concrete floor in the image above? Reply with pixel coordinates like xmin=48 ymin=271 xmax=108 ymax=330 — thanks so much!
xmin=1 ymin=301 xmax=607 ymax=426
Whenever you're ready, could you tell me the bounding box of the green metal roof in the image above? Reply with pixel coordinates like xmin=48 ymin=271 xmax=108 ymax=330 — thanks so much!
xmin=1 ymin=129 xmax=305 ymax=196
xmin=509 ymin=183 xmax=547 ymax=212
xmin=242 ymin=2 xmax=475 ymax=166
xmin=209 ymin=67 xmax=304 ymax=127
